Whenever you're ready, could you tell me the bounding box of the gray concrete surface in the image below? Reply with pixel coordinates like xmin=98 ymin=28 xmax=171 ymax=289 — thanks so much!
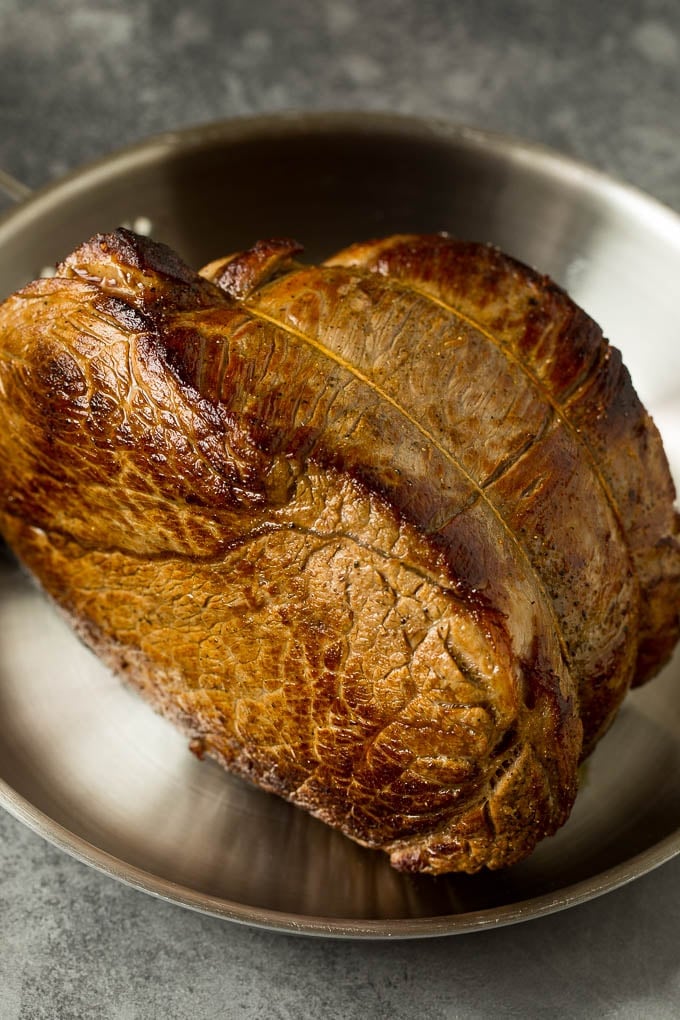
xmin=3 ymin=805 xmax=680 ymax=1019
xmin=1 ymin=1 xmax=680 ymax=1017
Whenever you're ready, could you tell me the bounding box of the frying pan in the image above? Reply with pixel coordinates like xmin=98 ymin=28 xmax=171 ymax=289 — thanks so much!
xmin=1 ymin=112 xmax=679 ymax=938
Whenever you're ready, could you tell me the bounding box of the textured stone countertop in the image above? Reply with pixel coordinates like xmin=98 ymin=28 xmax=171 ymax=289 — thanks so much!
xmin=1 ymin=1 xmax=680 ymax=1017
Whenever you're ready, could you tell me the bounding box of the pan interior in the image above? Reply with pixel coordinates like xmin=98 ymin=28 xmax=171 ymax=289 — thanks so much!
xmin=1 ymin=114 xmax=679 ymax=936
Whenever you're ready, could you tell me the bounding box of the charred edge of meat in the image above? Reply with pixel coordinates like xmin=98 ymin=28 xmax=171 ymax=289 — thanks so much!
xmin=98 ymin=227 xmax=199 ymax=285
xmin=202 ymin=239 xmax=305 ymax=299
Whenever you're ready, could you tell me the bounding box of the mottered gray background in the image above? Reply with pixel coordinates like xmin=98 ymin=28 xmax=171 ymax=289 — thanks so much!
xmin=1 ymin=1 xmax=680 ymax=1017
xmin=1 ymin=0 xmax=679 ymax=210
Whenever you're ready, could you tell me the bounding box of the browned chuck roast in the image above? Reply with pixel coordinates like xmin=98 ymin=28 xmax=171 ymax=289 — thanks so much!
xmin=0 ymin=229 xmax=678 ymax=873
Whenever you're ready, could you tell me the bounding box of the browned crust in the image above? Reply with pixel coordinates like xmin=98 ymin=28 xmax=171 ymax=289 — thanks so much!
xmin=327 ymin=233 xmax=680 ymax=727
xmin=0 ymin=229 xmax=676 ymax=872
xmin=326 ymin=232 xmax=676 ymax=742
xmin=0 ymin=508 xmax=579 ymax=876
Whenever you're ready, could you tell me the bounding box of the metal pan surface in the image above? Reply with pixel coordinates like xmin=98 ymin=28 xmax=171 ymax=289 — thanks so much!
xmin=1 ymin=112 xmax=679 ymax=938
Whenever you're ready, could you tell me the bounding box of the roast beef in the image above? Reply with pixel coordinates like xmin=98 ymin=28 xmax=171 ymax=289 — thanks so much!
xmin=0 ymin=228 xmax=677 ymax=874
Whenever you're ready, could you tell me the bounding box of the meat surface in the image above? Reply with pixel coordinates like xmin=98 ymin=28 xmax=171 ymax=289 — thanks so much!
xmin=0 ymin=228 xmax=677 ymax=874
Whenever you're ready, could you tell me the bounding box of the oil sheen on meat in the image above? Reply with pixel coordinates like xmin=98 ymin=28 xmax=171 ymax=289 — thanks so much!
xmin=0 ymin=229 xmax=677 ymax=874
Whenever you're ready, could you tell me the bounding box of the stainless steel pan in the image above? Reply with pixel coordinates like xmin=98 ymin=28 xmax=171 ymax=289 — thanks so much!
xmin=1 ymin=112 xmax=679 ymax=938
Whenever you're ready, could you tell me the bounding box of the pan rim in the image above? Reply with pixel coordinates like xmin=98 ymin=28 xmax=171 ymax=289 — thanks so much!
xmin=3 ymin=773 xmax=678 ymax=939
xmin=1 ymin=110 xmax=679 ymax=938
xmin=1 ymin=110 xmax=679 ymax=246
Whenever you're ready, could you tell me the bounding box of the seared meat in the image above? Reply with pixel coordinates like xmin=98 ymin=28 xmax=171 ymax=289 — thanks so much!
xmin=328 ymin=236 xmax=680 ymax=697
xmin=0 ymin=229 xmax=677 ymax=874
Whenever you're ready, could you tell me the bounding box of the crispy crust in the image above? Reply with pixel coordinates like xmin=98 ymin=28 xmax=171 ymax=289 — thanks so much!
xmin=327 ymin=234 xmax=680 ymax=741
xmin=0 ymin=229 xmax=677 ymax=872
